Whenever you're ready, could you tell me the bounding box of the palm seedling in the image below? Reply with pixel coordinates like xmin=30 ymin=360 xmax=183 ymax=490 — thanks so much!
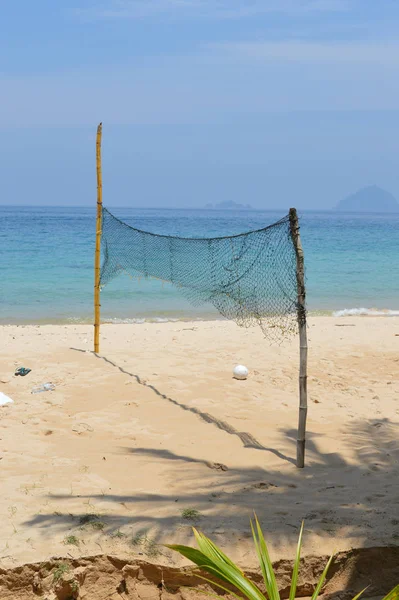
xmin=167 ymin=517 xmax=399 ymax=600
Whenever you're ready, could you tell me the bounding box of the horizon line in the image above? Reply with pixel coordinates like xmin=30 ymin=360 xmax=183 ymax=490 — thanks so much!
xmin=0 ymin=203 xmax=335 ymax=211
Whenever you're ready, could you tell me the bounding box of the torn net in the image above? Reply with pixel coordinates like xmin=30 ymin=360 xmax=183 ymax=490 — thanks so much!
xmin=100 ymin=207 xmax=300 ymax=339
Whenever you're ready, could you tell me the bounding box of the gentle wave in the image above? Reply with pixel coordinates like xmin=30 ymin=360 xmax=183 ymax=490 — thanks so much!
xmin=103 ymin=317 xmax=177 ymax=324
xmin=333 ymin=307 xmax=399 ymax=317
xmin=102 ymin=316 xmax=212 ymax=324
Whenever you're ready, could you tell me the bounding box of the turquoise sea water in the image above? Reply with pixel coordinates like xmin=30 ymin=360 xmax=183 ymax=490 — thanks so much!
xmin=0 ymin=206 xmax=398 ymax=324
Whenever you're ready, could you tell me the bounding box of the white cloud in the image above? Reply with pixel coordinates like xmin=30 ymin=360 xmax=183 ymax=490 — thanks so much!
xmin=78 ymin=0 xmax=350 ymax=19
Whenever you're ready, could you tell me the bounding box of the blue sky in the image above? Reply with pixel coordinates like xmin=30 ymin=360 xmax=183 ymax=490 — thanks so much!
xmin=2 ymin=1 xmax=399 ymax=208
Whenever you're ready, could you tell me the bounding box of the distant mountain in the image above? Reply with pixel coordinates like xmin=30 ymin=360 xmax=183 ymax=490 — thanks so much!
xmin=205 ymin=200 xmax=252 ymax=210
xmin=335 ymin=185 xmax=399 ymax=213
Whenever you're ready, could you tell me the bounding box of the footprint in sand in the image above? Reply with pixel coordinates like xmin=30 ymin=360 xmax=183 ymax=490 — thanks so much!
xmin=205 ymin=462 xmax=228 ymax=471
xmin=72 ymin=423 xmax=94 ymax=434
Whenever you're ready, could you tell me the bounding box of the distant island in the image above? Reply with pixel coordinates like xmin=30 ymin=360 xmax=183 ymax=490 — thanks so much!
xmin=205 ymin=200 xmax=253 ymax=210
xmin=335 ymin=185 xmax=399 ymax=213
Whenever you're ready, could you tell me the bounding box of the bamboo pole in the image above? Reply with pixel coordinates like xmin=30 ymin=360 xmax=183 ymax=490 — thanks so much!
xmin=94 ymin=123 xmax=103 ymax=353
xmin=289 ymin=208 xmax=308 ymax=468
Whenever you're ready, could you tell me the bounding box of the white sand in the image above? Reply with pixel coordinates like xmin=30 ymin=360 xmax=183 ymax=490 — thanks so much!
xmin=0 ymin=317 xmax=398 ymax=569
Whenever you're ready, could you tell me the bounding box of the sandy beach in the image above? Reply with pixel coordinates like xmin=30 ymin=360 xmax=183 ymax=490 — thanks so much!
xmin=0 ymin=316 xmax=398 ymax=578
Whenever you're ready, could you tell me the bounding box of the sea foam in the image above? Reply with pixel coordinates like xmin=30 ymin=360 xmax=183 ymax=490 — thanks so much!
xmin=333 ymin=307 xmax=399 ymax=317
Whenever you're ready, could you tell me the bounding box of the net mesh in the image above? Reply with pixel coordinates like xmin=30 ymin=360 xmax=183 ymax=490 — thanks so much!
xmin=100 ymin=207 xmax=301 ymax=339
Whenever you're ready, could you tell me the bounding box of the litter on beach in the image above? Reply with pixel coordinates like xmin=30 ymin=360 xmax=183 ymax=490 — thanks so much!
xmin=15 ymin=367 xmax=31 ymax=376
xmin=31 ymin=383 xmax=55 ymax=394
xmin=0 ymin=391 xmax=14 ymax=406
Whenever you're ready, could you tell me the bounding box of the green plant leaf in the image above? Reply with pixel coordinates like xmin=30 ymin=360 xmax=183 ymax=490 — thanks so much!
xmin=165 ymin=544 xmax=231 ymax=583
xmin=251 ymin=515 xmax=280 ymax=600
xmin=193 ymin=528 xmax=241 ymax=572
xmin=194 ymin=574 xmax=248 ymax=600
xmin=201 ymin=561 xmax=266 ymax=600
xmin=165 ymin=544 xmax=215 ymax=567
xmin=311 ymin=553 xmax=334 ymax=600
xmin=381 ymin=583 xmax=399 ymax=600
xmin=167 ymin=537 xmax=266 ymax=600
xmin=351 ymin=586 xmax=368 ymax=600
xmin=289 ymin=521 xmax=304 ymax=600
xmin=168 ymin=519 xmax=394 ymax=600
xmin=191 ymin=528 xmax=265 ymax=600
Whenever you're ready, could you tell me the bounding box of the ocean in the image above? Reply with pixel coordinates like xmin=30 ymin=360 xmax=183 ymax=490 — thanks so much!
xmin=1 ymin=205 xmax=398 ymax=324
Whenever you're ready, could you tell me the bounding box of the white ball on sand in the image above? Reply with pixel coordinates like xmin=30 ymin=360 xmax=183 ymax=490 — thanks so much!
xmin=233 ymin=365 xmax=249 ymax=380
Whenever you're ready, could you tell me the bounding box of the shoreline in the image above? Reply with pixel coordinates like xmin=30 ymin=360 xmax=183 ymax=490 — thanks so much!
xmin=1 ymin=306 xmax=399 ymax=326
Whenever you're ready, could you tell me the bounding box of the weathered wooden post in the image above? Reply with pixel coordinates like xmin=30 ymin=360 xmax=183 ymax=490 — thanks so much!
xmin=289 ymin=208 xmax=308 ymax=468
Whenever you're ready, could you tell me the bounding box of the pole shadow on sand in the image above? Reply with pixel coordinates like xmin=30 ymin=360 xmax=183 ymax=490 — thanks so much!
xmin=71 ymin=347 xmax=296 ymax=466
